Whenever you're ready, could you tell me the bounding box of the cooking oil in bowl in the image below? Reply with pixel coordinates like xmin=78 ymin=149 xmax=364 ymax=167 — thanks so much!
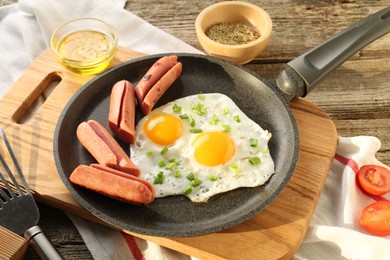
xmin=51 ymin=18 xmax=118 ymax=75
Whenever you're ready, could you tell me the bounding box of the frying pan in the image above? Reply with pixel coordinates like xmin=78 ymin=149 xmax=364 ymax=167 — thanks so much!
xmin=54 ymin=7 xmax=390 ymax=237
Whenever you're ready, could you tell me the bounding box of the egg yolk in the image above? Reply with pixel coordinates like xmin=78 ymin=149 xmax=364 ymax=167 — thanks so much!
xmin=192 ymin=131 xmax=235 ymax=166
xmin=144 ymin=114 xmax=184 ymax=145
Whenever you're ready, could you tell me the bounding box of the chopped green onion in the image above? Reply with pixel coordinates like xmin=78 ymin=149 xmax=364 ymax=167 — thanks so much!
xmin=180 ymin=113 xmax=189 ymax=119
xmin=165 ymin=162 xmax=176 ymax=170
xmin=191 ymin=178 xmax=202 ymax=187
xmin=208 ymin=114 xmax=220 ymax=125
xmin=233 ymin=115 xmax=240 ymax=122
xmin=208 ymin=175 xmax=218 ymax=181
xmin=158 ymin=160 xmax=166 ymax=167
xmin=153 ymin=172 xmax=165 ymax=184
xmin=229 ymin=163 xmax=240 ymax=173
xmin=198 ymin=94 xmax=205 ymax=100
xmin=160 ymin=146 xmax=168 ymax=155
xmin=221 ymin=107 xmax=229 ymax=115
xmin=168 ymin=158 xmax=178 ymax=163
xmin=186 ymin=172 xmax=195 ymax=181
xmin=173 ymin=169 xmax=182 ymax=178
xmin=221 ymin=124 xmax=231 ymax=133
xmin=165 ymin=158 xmax=179 ymax=170
xmin=192 ymin=102 xmax=207 ymax=115
xmin=248 ymin=156 xmax=261 ymax=165
xmin=183 ymin=186 xmax=193 ymax=195
xmin=173 ymin=104 xmax=182 ymax=113
xmin=146 ymin=151 xmax=154 ymax=158
xmin=190 ymin=128 xmax=203 ymax=133
xmin=261 ymin=149 xmax=269 ymax=154
xmin=189 ymin=115 xmax=196 ymax=127
xmin=249 ymin=138 xmax=258 ymax=147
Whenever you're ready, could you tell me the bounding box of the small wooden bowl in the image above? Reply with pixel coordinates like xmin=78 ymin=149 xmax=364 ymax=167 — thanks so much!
xmin=195 ymin=1 xmax=272 ymax=64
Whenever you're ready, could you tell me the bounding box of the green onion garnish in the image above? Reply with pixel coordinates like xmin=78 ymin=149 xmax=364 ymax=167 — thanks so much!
xmin=168 ymin=158 xmax=178 ymax=163
xmin=229 ymin=163 xmax=240 ymax=173
xmin=221 ymin=107 xmax=229 ymax=115
xmin=146 ymin=151 xmax=154 ymax=158
xmin=248 ymin=156 xmax=261 ymax=165
xmin=208 ymin=114 xmax=220 ymax=125
xmin=190 ymin=128 xmax=203 ymax=133
xmin=165 ymin=162 xmax=176 ymax=170
xmin=221 ymin=124 xmax=231 ymax=133
xmin=183 ymin=186 xmax=193 ymax=195
xmin=180 ymin=113 xmax=189 ymax=119
xmin=208 ymin=175 xmax=218 ymax=181
xmin=173 ymin=169 xmax=182 ymax=178
xmin=233 ymin=115 xmax=240 ymax=122
xmin=173 ymin=104 xmax=182 ymax=113
xmin=153 ymin=172 xmax=165 ymax=184
xmin=249 ymin=138 xmax=258 ymax=147
xmin=189 ymin=115 xmax=196 ymax=127
xmin=158 ymin=160 xmax=166 ymax=167
xmin=192 ymin=102 xmax=207 ymax=115
xmin=165 ymin=158 xmax=179 ymax=170
xmin=191 ymin=178 xmax=202 ymax=187
xmin=160 ymin=146 xmax=168 ymax=155
xmin=186 ymin=172 xmax=195 ymax=181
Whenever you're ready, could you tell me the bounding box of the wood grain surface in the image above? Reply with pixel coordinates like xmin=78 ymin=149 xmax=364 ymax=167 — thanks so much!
xmin=0 ymin=0 xmax=388 ymax=259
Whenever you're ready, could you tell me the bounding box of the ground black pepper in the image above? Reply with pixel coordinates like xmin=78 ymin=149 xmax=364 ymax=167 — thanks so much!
xmin=205 ymin=22 xmax=260 ymax=45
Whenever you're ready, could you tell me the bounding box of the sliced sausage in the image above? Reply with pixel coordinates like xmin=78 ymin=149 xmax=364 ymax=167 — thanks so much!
xmin=70 ymin=164 xmax=154 ymax=205
xmin=90 ymin=163 xmax=155 ymax=200
xmin=77 ymin=120 xmax=140 ymax=176
xmin=135 ymin=55 xmax=178 ymax=103
xmin=108 ymin=80 xmax=136 ymax=144
xmin=141 ymin=61 xmax=182 ymax=115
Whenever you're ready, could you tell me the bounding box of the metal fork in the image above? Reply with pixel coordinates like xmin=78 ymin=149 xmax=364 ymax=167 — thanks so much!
xmin=0 ymin=128 xmax=63 ymax=259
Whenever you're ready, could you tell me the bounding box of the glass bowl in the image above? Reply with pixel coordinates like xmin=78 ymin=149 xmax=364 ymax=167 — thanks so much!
xmin=51 ymin=18 xmax=118 ymax=75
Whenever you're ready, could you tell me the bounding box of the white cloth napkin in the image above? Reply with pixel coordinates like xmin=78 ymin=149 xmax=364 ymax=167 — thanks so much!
xmin=295 ymin=136 xmax=390 ymax=260
xmin=0 ymin=1 xmax=389 ymax=259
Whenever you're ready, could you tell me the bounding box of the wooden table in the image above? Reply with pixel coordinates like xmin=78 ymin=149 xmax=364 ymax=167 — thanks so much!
xmin=0 ymin=0 xmax=388 ymax=259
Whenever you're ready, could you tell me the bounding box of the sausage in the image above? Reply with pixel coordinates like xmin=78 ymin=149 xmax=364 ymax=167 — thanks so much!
xmin=90 ymin=163 xmax=155 ymax=200
xmin=76 ymin=120 xmax=140 ymax=176
xmin=141 ymin=62 xmax=183 ymax=115
xmin=135 ymin=55 xmax=178 ymax=103
xmin=70 ymin=164 xmax=154 ymax=205
xmin=108 ymin=80 xmax=136 ymax=144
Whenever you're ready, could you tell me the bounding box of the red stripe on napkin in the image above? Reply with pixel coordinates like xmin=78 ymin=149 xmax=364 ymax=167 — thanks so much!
xmin=334 ymin=154 xmax=359 ymax=174
xmin=121 ymin=232 xmax=145 ymax=260
xmin=335 ymin=154 xmax=388 ymax=202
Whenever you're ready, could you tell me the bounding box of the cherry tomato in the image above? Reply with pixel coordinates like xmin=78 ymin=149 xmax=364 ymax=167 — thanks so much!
xmin=359 ymin=201 xmax=390 ymax=236
xmin=356 ymin=165 xmax=390 ymax=196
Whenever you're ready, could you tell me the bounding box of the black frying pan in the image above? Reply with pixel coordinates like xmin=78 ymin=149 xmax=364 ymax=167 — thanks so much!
xmin=54 ymin=7 xmax=390 ymax=237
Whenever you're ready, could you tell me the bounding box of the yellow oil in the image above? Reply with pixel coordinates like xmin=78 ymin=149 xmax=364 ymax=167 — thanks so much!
xmin=56 ymin=30 xmax=116 ymax=75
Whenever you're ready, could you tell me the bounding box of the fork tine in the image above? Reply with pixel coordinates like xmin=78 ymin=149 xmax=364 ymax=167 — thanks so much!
xmin=0 ymin=169 xmax=14 ymax=199
xmin=0 ymin=175 xmax=13 ymax=204
xmin=0 ymin=128 xmax=31 ymax=196
xmin=0 ymin=155 xmax=19 ymax=199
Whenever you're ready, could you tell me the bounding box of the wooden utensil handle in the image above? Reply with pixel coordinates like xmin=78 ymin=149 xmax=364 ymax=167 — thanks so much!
xmin=0 ymin=226 xmax=28 ymax=260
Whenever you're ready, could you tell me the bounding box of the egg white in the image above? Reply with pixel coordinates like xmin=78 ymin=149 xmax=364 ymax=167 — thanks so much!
xmin=130 ymin=93 xmax=274 ymax=202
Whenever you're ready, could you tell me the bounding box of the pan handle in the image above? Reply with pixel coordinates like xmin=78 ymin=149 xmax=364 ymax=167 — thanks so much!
xmin=276 ymin=6 xmax=390 ymax=101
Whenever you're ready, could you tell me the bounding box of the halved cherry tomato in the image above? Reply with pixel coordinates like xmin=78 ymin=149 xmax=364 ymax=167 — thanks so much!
xmin=359 ymin=201 xmax=390 ymax=236
xmin=356 ymin=165 xmax=390 ymax=196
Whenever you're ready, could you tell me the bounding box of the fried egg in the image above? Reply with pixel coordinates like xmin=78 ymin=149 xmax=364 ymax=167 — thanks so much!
xmin=130 ymin=93 xmax=274 ymax=202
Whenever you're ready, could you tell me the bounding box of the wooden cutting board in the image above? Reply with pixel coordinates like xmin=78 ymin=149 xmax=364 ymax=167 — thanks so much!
xmin=0 ymin=48 xmax=337 ymax=259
